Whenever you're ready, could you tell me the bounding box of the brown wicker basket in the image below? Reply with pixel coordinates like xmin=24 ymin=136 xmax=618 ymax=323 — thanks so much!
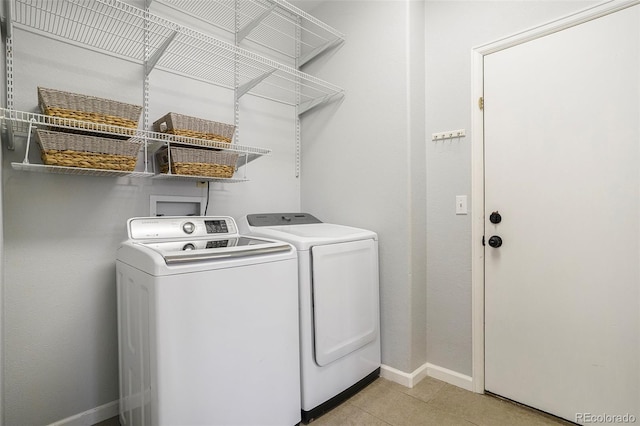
xmin=156 ymin=146 xmax=238 ymax=178
xmin=153 ymin=112 xmax=235 ymax=146
xmin=38 ymin=87 xmax=142 ymax=135
xmin=36 ymin=129 xmax=142 ymax=171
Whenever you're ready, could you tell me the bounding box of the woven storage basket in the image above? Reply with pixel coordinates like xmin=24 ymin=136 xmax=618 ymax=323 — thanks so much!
xmin=156 ymin=146 xmax=238 ymax=178
xmin=153 ymin=112 xmax=235 ymax=146
xmin=38 ymin=87 xmax=142 ymax=135
xmin=36 ymin=129 xmax=141 ymax=171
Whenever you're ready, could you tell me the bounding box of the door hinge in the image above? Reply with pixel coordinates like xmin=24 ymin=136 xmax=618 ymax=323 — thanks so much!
xmin=478 ymin=97 xmax=484 ymax=110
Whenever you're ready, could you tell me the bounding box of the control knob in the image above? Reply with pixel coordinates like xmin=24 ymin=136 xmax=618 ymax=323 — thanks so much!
xmin=183 ymin=222 xmax=195 ymax=234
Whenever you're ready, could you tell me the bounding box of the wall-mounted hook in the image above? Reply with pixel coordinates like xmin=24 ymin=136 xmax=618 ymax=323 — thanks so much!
xmin=432 ymin=128 xmax=466 ymax=142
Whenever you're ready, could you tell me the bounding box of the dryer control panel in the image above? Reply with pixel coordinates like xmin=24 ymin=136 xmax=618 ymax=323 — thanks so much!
xmin=128 ymin=216 xmax=237 ymax=240
xmin=247 ymin=213 xmax=322 ymax=227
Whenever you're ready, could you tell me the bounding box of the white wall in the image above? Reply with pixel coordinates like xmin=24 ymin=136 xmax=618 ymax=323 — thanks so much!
xmin=300 ymin=0 xmax=427 ymax=373
xmin=2 ymin=15 xmax=300 ymax=426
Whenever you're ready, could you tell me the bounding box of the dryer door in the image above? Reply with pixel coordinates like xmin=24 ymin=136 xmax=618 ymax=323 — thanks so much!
xmin=311 ymin=239 xmax=379 ymax=366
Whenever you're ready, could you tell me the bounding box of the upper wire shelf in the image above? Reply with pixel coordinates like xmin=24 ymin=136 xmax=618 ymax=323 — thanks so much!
xmin=153 ymin=0 xmax=345 ymax=66
xmin=10 ymin=0 xmax=344 ymax=113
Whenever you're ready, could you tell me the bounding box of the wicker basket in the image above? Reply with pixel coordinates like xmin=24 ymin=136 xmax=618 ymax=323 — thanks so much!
xmin=156 ymin=146 xmax=238 ymax=178
xmin=38 ymin=87 xmax=142 ymax=135
xmin=36 ymin=129 xmax=142 ymax=171
xmin=153 ymin=112 xmax=235 ymax=146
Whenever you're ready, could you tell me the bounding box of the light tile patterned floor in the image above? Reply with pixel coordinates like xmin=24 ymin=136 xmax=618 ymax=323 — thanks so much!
xmin=96 ymin=376 xmax=574 ymax=426
xmin=310 ymin=377 xmax=573 ymax=426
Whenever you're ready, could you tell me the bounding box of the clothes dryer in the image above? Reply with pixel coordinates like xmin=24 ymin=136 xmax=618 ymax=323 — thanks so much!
xmin=238 ymin=213 xmax=381 ymax=423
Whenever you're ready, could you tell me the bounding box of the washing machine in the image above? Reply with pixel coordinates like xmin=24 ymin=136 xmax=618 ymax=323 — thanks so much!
xmin=238 ymin=213 xmax=381 ymax=423
xmin=116 ymin=216 xmax=301 ymax=426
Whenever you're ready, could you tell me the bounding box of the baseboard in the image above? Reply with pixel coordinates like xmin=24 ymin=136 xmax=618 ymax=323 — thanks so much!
xmin=424 ymin=363 xmax=473 ymax=391
xmin=381 ymin=362 xmax=473 ymax=391
xmin=380 ymin=363 xmax=428 ymax=388
xmin=47 ymin=400 xmax=118 ymax=426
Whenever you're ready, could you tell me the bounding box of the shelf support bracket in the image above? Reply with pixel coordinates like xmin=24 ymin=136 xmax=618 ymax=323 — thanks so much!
xmin=298 ymin=37 xmax=344 ymax=68
xmin=2 ymin=0 xmax=12 ymax=39
xmin=236 ymin=69 xmax=276 ymax=99
xmin=299 ymin=96 xmax=328 ymax=116
xmin=298 ymin=92 xmax=344 ymax=116
xmin=237 ymin=4 xmax=276 ymax=43
xmin=145 ymin=30 xmax=178 ymax=76
xmin=1 ymin=118 xmax=14 ymax=152
xmin=4 ymin=0 xmax=15 ymax=134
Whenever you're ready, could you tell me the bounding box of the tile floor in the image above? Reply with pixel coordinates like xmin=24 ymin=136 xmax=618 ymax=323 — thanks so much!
xmin=309 ymin=377 xmax=572 ymax=426
xmin=97 ymin=376 xmax=574 ymax=426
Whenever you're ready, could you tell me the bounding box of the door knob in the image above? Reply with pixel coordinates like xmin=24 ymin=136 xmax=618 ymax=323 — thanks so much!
xmin=490 ymin=211 xmax=502 ymax=224
xmin=488 ymin=235 xmax=503 ymax=248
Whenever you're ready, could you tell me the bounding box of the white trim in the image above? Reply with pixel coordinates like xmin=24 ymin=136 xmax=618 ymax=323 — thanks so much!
xmin=470 ymin=46 xmax=485 ymax=395
xmin=425 ymin=363 xmax=473 ymax=392
xmin=470 ymin=0 xmax=640 ymax=397
xmin=0 ymin=127 xmax=4 ymax=426
xmin=473 ymin=0 xmax=640 ymax=55
xmin=380 ymin=363 xmax=472 ymax=391
xmin=380 ymin=363 xmax=429 ymax=388
xmin=46 ymin=400 xmax=118 ymax=426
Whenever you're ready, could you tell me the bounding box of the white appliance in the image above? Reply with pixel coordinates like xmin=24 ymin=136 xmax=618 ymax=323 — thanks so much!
xmin=116 ymin=216 xmax=301 ymax=426
xmin=238 ymin=213 xmax=381 ymax=423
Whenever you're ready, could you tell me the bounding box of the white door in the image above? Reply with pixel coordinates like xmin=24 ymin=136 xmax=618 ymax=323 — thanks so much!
xmin=484 ymin=5 xmax=640 ymax=424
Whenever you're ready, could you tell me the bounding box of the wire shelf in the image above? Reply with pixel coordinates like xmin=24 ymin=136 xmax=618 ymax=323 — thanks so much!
xmin=11 ymin=162 xmax=155 ymax=177
xmin=1 ymin=108 xmax=268 ymax=178
xmin=152 ymin=173 xmax=249 ymax=183
xmin=155 ymin=0 xmax=345 ymax=65
xmin=11 ymin=0 xmax=344 ymax=111
xmin=1 ymin=108 xmax=270 ymax=158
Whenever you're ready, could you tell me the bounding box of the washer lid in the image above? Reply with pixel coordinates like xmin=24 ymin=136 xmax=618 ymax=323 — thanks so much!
xmin=138 ymin=236 xmax=292 ymax=264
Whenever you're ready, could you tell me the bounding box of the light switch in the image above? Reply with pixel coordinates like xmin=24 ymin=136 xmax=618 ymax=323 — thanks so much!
xmin=456 ymin=195 xmax=468 ymax=215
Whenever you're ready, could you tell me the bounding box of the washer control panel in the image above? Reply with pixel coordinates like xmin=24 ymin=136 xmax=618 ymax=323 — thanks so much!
xmin=128 ymin=216 xmax=237 ymax=240
xmin=204 ymin=219 xmax=229 ymax=234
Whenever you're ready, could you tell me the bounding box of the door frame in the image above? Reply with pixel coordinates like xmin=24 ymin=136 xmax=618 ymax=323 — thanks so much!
xmin=470 ymin=0 xmax=640 ymax=394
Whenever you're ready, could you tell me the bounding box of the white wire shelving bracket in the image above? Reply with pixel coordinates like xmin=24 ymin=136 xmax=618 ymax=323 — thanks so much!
xmin=11 ymin=0 xmax=344 ymax=115
xmin=1 ymin=108 xmax=269 ymax=181
xmin=153 ymin=0 xmax=345 ymax=67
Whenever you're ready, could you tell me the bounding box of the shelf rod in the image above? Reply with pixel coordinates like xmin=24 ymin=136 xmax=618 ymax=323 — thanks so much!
xmin=236 ymin=69 xmax=276 ymax=99
xmin=22 ymin=119 xmax=37 ymax=164
xmin=298 ymin=37 xmax=344 ymax=68
xmin=145 ymin=30 xmax=178 ymax=76
xmin=237 ymin=3 xmax=276 ymax=43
